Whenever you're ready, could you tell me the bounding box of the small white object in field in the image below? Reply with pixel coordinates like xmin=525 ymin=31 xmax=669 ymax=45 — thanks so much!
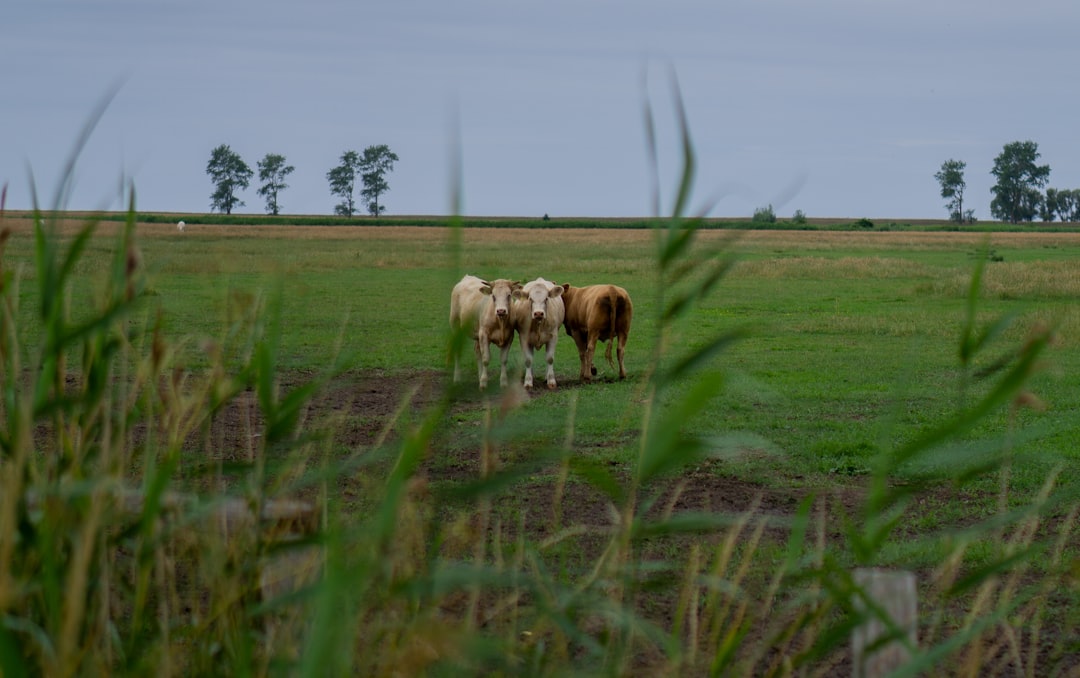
xmin=177 ymin=220 xmax=185 ymax=231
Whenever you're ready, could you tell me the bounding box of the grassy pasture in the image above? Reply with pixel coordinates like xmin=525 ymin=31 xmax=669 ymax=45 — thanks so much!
xmin=3 ymin=221 xmax=1076 ymax=510
xmin=5 ymin=214 xmax=1080 ymax=673
xmin=6 ymin=218 xmax=1080 ymax=520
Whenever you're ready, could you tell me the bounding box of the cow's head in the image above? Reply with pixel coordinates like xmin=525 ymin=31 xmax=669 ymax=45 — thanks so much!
xmin=515 ymin=278 xmax=564 ymax=321
xmin=481 ymin=279 xmax=520 ymax=318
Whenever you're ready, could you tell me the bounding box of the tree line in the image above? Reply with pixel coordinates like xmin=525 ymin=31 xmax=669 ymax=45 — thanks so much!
xmin=205 ymin=144 xmax=398 ymax=217
xmin=935 ymin=140 xmax=1080 ymax=224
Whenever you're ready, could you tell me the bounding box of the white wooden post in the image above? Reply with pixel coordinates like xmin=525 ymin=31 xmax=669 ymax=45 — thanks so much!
xmin=852 ymin=568 xmax=917 ymax=678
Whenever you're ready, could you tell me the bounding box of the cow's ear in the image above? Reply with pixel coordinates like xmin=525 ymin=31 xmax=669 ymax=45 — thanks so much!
xmin=480 ymin=285 xmax=492 ymax=296
xmin=549 ymin=284 xmax=564 ymax=298
xmin=512 ymin=288 xmax=525 ymax=300
xmin=562 ymin=283 xmax=571 ymax=293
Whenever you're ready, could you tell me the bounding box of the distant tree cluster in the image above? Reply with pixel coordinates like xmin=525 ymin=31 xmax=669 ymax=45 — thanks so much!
xmin=936 ymin=140 xmax=1080 ymax=224
xmin=750 ymin=204 xmax=809 ymax=224
xmin=205 ymin=144 xmax=397 ymax=216
xmin=1042 ymin=188 xmax=1080 ymax=222
xmin=751 ymin=204 xmax=777 ymax=223
xmin=326 ymin=145 xmax=399 ymax=217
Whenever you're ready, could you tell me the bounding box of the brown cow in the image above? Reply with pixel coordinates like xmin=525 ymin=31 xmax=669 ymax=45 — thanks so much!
xmin=560 ymin=283 xmax=633 ymax=382
xmin=512 ymin=277 xmax=565 ymax=389
xmin=449 ymin=275 xmax=521 ymax=389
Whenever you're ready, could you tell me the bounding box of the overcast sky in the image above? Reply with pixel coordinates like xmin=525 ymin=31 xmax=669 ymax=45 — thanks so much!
xmin=4 ymin=1 xmax=1079 ymax=220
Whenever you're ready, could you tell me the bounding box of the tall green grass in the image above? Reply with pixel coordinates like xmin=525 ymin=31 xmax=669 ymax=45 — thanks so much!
xmin=2 ymin=84 xmax=1078 ymax=676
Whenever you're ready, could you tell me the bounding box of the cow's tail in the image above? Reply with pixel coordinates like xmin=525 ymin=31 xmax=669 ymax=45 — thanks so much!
xmin=605 ymin=287 xmax=617 ymax=370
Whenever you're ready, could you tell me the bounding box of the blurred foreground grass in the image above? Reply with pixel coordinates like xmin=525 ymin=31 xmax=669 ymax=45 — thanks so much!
xmin=3 ymin=89 xmax=1080 ymax=675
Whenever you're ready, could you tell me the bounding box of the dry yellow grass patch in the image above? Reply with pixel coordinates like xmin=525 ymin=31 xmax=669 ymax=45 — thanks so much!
xmin=919 ymin=260 xmax=1080 ymax=300
xmin=708 ymin=229 xmax=1080 ymax=252
xmin=7 ymin=217 xmax=1080 ymax=250
xmin=734 ymin=256 xmax=933 ymax=279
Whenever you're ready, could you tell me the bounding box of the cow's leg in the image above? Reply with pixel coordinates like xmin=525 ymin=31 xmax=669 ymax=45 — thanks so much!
xmin=452 ymin=326 xmax=467 ymax=383
xmin=585 ymin=333 xmax=599 ymax=380
xmin=544 ymin=338 xmax=558 ymax=389
xmin=572 ymin=331 xmax=590 ymax=381
xmin=477 ymin=339 xmax=490 ymax=390
xmin=617 ymin=333 xmax=628 ymax=379
xmin=521 ymin=342 xmax=535 ymax=389
xmin=498 ymin=341 xmax=512 ymax=388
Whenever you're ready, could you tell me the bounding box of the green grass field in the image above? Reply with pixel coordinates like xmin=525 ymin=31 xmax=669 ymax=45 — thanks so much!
xmin=5 ymin=213 xmax=1080 ymax=674
xmin=17 ymin=221 xmax=1079 ymax=488
xmin=7 ymin=220 xmax=1080 ymax=519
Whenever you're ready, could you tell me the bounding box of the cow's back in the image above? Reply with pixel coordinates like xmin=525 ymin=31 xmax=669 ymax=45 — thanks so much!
xmin=565 ymin=284 xmax=631 ymax=340
xmin=450 ymin=274 xmax=488 ymax=335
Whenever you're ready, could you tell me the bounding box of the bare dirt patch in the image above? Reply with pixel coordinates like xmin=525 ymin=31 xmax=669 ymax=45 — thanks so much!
xmin=281 ymin=367 xmax=873 ymax=562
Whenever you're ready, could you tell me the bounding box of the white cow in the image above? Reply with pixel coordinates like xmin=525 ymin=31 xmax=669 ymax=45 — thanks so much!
xmin=177 ymin=220 xmax=185 ymax=232
xmin=449 ymin=275 xmax=521 ymax=389
xmin=512 ymin=277 xmax=565 ymax=389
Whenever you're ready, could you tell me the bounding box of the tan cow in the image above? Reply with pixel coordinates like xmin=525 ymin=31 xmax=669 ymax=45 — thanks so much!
xmin=560 ymin=283 xmax=633 ymax=382
xmin=449 ymin=275 xmax=521 ymax=389
xmin=512 ymin=277 xmax=565 ymax=389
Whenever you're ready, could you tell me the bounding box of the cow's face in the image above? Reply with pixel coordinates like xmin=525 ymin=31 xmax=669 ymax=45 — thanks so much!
xmin=482 ymin=279 xmax=519 ymax=318
xmin=516 ymin=280 xmax=563 ymax=321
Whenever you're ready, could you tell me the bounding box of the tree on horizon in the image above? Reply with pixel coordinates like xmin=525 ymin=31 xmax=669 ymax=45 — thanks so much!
xmin=934 ymin=159 xmax=967 ymax=223
xmin=206 ymin=145 xmax=252 ymax=215
xmin=990 ymin=141 xmax=1050 ymax=223
xmin=359 ymin=145 xmax=398 ymax=217
xmin=257 ymin=153 xmax=294 ymax=216
xmin=327 ymin=151 xmax=361 ymax=217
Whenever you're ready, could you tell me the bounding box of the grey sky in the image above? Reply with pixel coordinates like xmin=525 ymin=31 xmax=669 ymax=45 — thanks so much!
xmin=4 ymin=1 xmax=1078 ymax=219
